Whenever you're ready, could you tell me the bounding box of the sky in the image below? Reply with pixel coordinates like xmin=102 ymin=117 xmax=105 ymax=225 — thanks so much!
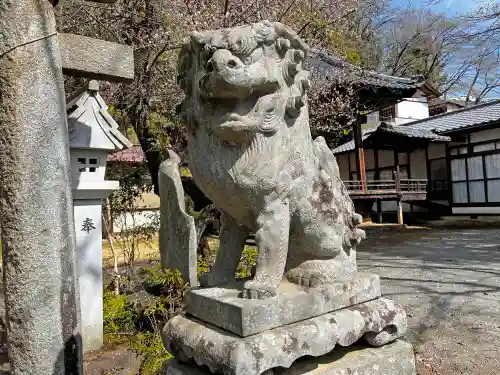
xmin=392 ymin=0 xmax=477 ymax=16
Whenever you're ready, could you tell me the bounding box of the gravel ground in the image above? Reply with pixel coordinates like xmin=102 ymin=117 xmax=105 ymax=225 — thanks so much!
xmin=357 ymin=228 xmax=500 ymax=375
xmin=1 ymin=228 xmax=499 ymax=374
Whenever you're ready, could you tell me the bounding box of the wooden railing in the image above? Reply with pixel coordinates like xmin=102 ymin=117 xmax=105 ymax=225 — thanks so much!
xmin=344 ymin=179 xmax=428 ymax=193
xmin=400 ymin=179 xmax=428 ymax=192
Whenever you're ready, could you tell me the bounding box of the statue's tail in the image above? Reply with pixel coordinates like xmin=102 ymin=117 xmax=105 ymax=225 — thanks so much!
xmin=312 ymin=137 xmax=366 ymax=246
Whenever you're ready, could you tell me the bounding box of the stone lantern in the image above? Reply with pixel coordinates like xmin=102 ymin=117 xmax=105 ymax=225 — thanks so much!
xmin=67 ymin=80 xmax=132 ymax=353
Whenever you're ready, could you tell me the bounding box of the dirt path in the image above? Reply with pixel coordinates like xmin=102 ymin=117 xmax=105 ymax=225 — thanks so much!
xmin=84 ymin=346 xmax=142 ymax=375
xmin=357 ymin=228 xmax=500 ymax=375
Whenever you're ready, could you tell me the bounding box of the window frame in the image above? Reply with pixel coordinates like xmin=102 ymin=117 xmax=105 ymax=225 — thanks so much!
xmin=77 ymin=157 xmax=99 ymax=173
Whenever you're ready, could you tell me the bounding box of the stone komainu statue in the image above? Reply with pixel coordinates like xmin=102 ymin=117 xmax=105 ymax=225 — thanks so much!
xmin=176 ymin=21 xmax=365 ymax=299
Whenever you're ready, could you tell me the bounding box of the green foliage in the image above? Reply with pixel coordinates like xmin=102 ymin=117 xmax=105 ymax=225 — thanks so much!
xmin=103 ymin=290 xmax=135 ymax=335
xmin=345 ymin=49 xmax=361 ymax=65
xmin=104 ymin=163 xmax=160 ymax=277
xmin=132 ymin=332 xmax=172 ymax=375
xmin=236 ymin=246 xmax=257 ymax=279
xmin=197 ymin=255 xmax=210 ymax=277
xmin=140 ymin=266 xmax=188 ymax=321
xmin=134 ymin=267 xmax=187 ymax=374
xmin=102 ymin=267 xmax=188 ymax=375
xmin=179 ymin=167 xmax=192 ymax=177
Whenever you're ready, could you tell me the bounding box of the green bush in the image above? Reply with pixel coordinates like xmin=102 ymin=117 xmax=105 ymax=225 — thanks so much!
xmin=103 ymin=290 xmax=135 ymax=335
xmin=100 ymin=244 xmax=257 ymax=374
xmin=132 ymin=332 xmax=172 ymax=375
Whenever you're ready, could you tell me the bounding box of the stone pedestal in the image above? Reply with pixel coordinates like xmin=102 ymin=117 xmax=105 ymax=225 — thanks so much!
xmin=186 ymin=273 xmax=380 ymax=336
xmin=164 ymin=340 xmax=416 ymax=375
xmin=163 ymin=291 xmax=412 ymax=375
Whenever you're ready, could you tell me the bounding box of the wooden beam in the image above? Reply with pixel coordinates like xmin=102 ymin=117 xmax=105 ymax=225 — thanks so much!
xmin=353 ymin=115 xmax=367 ymax=191
xmin=59 ymin=33 xmax=134 ymax=83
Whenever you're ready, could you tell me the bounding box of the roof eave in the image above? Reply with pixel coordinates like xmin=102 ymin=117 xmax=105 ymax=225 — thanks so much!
xmin=419 ymin=82 xmax=440 ymax=99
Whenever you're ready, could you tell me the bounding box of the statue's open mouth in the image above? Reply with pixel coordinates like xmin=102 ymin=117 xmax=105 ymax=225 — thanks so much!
xmin=199 ymin=49 xmax=279 ymax=100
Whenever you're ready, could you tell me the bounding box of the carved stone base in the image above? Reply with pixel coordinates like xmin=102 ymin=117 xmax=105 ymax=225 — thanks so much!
xmin=163 ymin=298 xmax=407 ymax=375
xmin=186 ymin=273 xmax=380 ymax=336
xmin=164 ymin=340 xmax=416 ymax=375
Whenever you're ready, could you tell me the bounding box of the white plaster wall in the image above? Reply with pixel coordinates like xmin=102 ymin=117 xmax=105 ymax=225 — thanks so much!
xmin=446 ymin=103 xmax=462 ymax=112
xmin=395 ymin=99 xmax=429 ymax=125
xmin=453 ymin=206 xmax=500 ymax=214
xmin=74 ymin=200 xmax=103 ymax=353
xmin=112 ymin=209 xmax=160 ymax=233
xmin=336 ymin=154 xmax=350 ymax=181
xmin=427 ymin=144 xmax=446 ymax=159
xmin=378 ymin=150 xmax=394 ymax=168
xmin=410 ymin=149 xmax=427 ymax=179
xmin=470 ymin=128 xmax=500 ymax=144
xmin=366 ymin=111 xmax=380 ymax=125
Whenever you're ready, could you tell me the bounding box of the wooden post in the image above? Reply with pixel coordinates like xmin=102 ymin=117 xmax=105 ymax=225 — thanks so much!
xmin=0 ymin=1 xmax=82 ymax=373
xmin=376 ymin=199 xmax=383 ymax=223
xmin=397 ymin=198 xmax=404 ymax=225
xmin=395 ymin=166 xmax=403 ymax=224
xmin=353 ymin=114 xmax=368 ymax=191
xmin=395 ymin=165 xmax=401 ymax=192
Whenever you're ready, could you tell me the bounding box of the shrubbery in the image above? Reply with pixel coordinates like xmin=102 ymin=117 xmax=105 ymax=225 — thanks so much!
xmin=102 ymin=245 xmax=256 ymax=374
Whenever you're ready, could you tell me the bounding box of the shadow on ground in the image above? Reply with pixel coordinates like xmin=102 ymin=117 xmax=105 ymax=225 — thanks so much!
xmin=357 ymin=228 xmax=500 ymax=375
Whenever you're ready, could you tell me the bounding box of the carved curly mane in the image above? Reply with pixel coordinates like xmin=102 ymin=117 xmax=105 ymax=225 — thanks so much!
xmin=176 ymin=21 xmax=311 ymax=134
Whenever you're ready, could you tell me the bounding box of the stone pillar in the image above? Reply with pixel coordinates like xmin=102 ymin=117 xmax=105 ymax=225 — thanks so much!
xmin=72 ymin=184 xmax=119 ymax=353
xmin=0 ymin=1 xmax=82 ymax=374
xmin=73 ymin=200 xmax=105 ymax=353
xmin=159 ymin=151 xmax=198 ymax=288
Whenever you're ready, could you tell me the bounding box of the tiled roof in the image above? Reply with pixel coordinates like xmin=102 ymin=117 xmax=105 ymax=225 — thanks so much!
xmin=331 ymin=128 xmax=377 ymax=154
xmin=331 ymin=124 xmax=450 ymax=154
xmin=67 ymin=80 xmax=132 ymax=151
xmin=305 ymin=49 xmax=431 ymax=92
xmin=399 ymin=99 xmax=500 ymax=134
xmin=377 ymin=123 xmax=450 ymax=141
xmin=331 ymin=99 xmax=500 ymax=154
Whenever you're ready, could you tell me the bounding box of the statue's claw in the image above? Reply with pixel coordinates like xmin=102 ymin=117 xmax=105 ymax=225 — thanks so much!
xmin=238 ymin=280 xmax=277 ymax=300
xmin=199 ymin=272 xmax=234 ymax=287
xmin=286 ymin=268 xmax=327 ymax=288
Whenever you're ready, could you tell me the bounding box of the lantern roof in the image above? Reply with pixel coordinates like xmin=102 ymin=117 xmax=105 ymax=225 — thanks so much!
xmin=67 ymin=80 xmax=132 ymax=151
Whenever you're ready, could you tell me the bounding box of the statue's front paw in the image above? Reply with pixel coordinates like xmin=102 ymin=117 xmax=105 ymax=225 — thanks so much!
xmin=238 ymin=280 xmax=277 ymax=300
xmin=199 ymin=272 xmax=234 ymax=287
xmin=286 ymin=268 xmax=327 ymax=288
